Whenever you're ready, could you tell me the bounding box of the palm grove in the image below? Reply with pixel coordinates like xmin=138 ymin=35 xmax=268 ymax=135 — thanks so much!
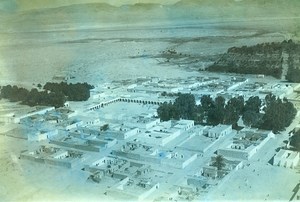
xmin=157 ymin=93 xmax=297 ymax=133
xmin=208 ymin=40 xmax=300 ymax=82
xmin=0 ymin=82 xmax=94 ymax=108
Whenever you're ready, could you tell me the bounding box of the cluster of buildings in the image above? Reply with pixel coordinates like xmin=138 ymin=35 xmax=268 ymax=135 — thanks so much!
xmin=1 ymin=76 xmax=300 ymax=201
xmin=218 ymin=128 xmax=275 ymax=160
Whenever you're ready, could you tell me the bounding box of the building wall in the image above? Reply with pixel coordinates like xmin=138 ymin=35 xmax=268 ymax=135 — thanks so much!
xmin=138 ymin=183 xmax=160 ymax=201
xmin=161 ymin=130 xmax=181 ymax=146
xmin=20 ymin=154 xmax=45 ymax=163
xmin=208 ymin=125 xmax=232 ymax=138
xmin=187 ymin=178 xmax=206 ymax=188
xmin=28 ymin=133 xmax=48 ymax=142
xmin=145 ymin=119 xmax=160 ymax=129
xmin=124 ymin=128 xmax=139 ymax=139
xmin=0 ymin=116 xmax=20 ymax=124
xmin=66 ymin=121 xmax=83 ymax=130
xmin=50 ymin=140 xmax=101 ymax=152
xmin=19 ymin=107 xmax=55 ymax=120
xmin=274 ymin=152 xmax=300 ymax=169
xmin=20 ymin=153 xmax=73 ymax=168
xmin=44 ymin=158 xmax=72 ymax=168
xmin=218 ymin=148 xmax=250 ymax=160
xmin=112 ymin=151 xmax=141 ymax=161
xmin=182 ymin=154 xmax=198 ymax=169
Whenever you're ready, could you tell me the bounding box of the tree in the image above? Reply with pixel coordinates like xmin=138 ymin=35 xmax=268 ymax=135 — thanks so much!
xmin=290 ymin=131 xmax=300 ymax=152
xmin=215 ymin=96 xmax=225 ymax=108
xmin=157 ymin=102 xmax=171 ymax=121
xmin=206 ymin=96 xmax=226 ymax=125
xmin=100 ymin=124 xmax=109 ymax=132
xmin=173 ymin=93 xmax=196 ymax=120
xmin=224 ymin=104 xmax=239 ymax=125
xmin=157 ymin=102 xmax=179 ymax=121
xmin=261 ymin=95 xmax=297 ymax=133
xmin=244 ymin=96 xmax=261 ymax=113
xmin=226 ymin=96 xmax=244 ymax=115
xmin=193 ymin=105 xmax=205 ymax=124
xmin=207 ymin=106 xmax=225 ymax=126
xmin=0 ymin=83 xmax=93 ymax=108
xmin=242 ymin=110 xmax=262 ymax=128
xmin=44 ymin=82 xmax=94 ymax=101
xmin=200 ymin=95 xmax=214 ymax=112
xmin=212 ymin=155 xmax=226 ymax=170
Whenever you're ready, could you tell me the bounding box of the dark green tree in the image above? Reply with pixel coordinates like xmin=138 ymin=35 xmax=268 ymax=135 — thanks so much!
xmin=261 ymin=95 xmax=297 ymax=132
xmin=212 ymin=155 xmax=226 ymax=170
xmin=193 ymin=105 xmax=205 ymax=124
xmin=173 ymin=93 xmax=196 ymax=120
xmin=157 ymin=102 xmax=179 ymax=121
xmin=200 ymin=95 xmax=214 ymax=111
xmin=242 ymin=110 xmax=262 ymax=127
xmin=290 ymin=131 xmax=300 ymax=152
xmin=227 ymin=96 xmax=244 ymax=115
xmin=244 ymin=96 xmax=261 ymax=113
xmin=100 ymin=124 xmax=109 ymax=132
xmin=157 ymin=102 xmax=172 ymax=121
xmin=224 ymin=104 xmax=240 ymax=125
xmin=215 ymin=96 xmax=225 ymax=108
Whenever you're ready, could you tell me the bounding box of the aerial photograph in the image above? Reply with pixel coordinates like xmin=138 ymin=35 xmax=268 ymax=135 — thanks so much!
xmin=0 ymin=0 xmax=300 ymax=201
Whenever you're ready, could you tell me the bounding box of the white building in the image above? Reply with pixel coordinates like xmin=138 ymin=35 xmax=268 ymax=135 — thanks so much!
xmin=174 ymin=120 xmax=195 ymax=131
xmin=273 ymin=149 xmax=300 ymax=169
xmin=0 ymin=113 xmax=20 ymax=123
xmin=217 ymin=129 xmax=274 ymax=160
xmin=208 ymin=124 xmax=232 ymax=139
xmin=28 ymin=129 xmax=58 ymax=142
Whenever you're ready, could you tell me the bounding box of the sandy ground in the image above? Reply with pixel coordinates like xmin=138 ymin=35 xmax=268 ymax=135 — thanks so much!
xmin=0 ymin=134 xmax=121 ymax=202
xmin=0 ymin=19 xmax=290 ymax=87
xmin=205 ymin=162 xmax=300 ymax=201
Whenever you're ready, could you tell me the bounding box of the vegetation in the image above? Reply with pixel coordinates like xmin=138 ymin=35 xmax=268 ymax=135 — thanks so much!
xmin=286 ymin=66 xmax=300 ymax=83
xmin=290 ymin=130 xmax=300 ymax=152
xmin=0 ymin=82 xmax=94 ymax=108
xmin=242 ymin=96 xmax=262 ymax=128
xmin=44 ymin=82 xmax=94 ymax=101
xmin=285 ymin=40 xmax=300 ymax=82
xmin=207 ymin=40 xmax=300 ymax=80
xmin=260 ymin=94 xmax=297 ymax=132
xmin=157 ymin=93 xmax=296 ymax=133
xmin=212 ymin=155 xmax=226 ymax=170
xmin=100 ymin=124 xmax=109 ymax=132
xmin=161 ymin=91 xmax=181 ymax=97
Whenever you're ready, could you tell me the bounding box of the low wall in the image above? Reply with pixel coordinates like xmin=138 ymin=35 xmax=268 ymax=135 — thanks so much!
xmin=21 ymin=154 xmax=73 ymax=168
xmin=44 ymin=158 xmax=72 ymax=168
xmin=112 ymin=151 xmax=141 ymax=161
xmin=50 ymin=140 xmax=101 ymax=152
xmin=20 ymin=154 xmax=45 ymax=163
xmin=218 ymin=149 xmax=249 ymax=160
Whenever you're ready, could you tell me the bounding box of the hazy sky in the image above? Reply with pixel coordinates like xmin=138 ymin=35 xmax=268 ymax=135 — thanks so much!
xmin=0 ymin=0 xmax=180 ymax=11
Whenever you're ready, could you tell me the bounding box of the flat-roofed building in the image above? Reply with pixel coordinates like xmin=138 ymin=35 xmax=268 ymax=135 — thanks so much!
xmin=273 ymin=149 xmax=300 ymax=169
xmin=208 ymin=124 xmax=232 ymax=139
xmin=218 ymin=129 xmax=275 ymax=160
xmin=174 ymin=120 xmax=194 ymax=131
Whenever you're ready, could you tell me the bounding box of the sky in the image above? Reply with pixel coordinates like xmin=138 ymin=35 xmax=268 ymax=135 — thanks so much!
xmin=0 ymin=0 xmax=180 ymax=11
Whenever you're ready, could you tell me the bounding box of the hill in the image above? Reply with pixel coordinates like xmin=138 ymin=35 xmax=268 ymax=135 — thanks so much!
xmin=2 ymin=0 xmax=300 ymax=32
xmin=207 ymin=40 xmax=300 ymax=81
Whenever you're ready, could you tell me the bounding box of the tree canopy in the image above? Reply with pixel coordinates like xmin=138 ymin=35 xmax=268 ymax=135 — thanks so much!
xmin=290 ymin=130 xmax=300 ymax=152
xmin=0 ymin=82 xmax=94 ymax=108
xmin=260 ymin=94 xmax=297 ymax=133
xmin=212 ymin=155 xmax=226 ymax=170
xmin=157 ymin=93 xmax=296 ymax=133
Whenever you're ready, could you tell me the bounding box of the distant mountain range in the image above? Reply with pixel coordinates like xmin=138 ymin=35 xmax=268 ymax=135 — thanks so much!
xmin=1 ymin=0 xmax=300 ymax=32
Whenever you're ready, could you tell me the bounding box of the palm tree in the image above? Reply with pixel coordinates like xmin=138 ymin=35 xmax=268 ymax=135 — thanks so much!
xmin=212 ymin=155 xmax=226 ymax=170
